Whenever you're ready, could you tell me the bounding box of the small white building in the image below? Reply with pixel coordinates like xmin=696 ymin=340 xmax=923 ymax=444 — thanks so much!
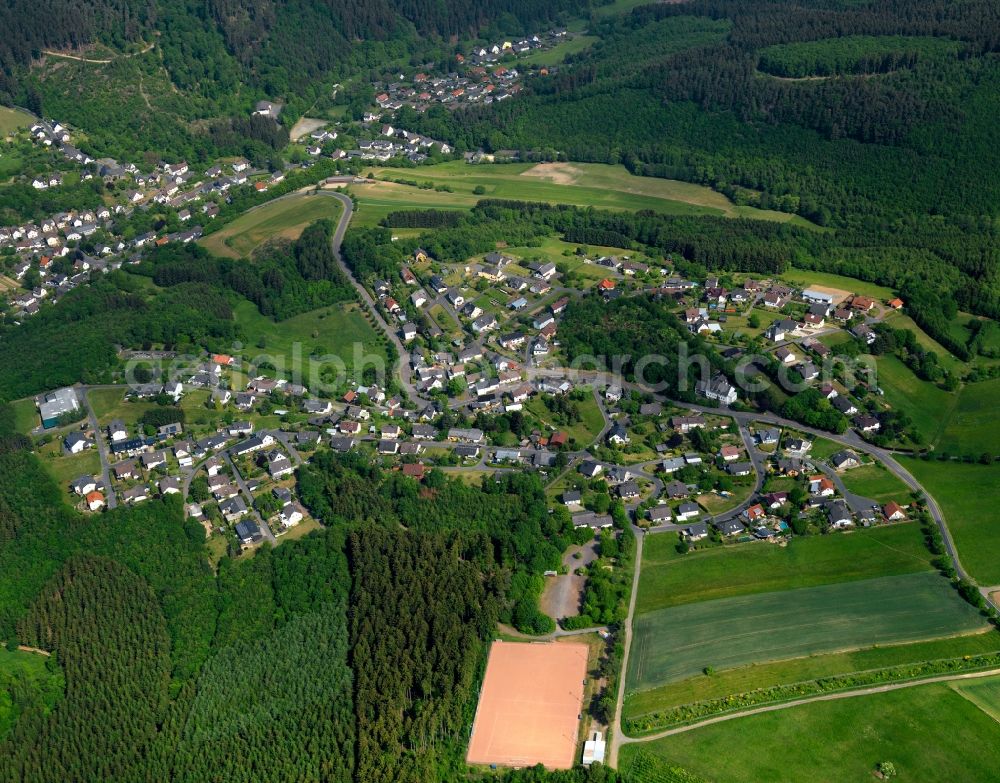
xmin=582 ymin=731 xmax=606 ymax=766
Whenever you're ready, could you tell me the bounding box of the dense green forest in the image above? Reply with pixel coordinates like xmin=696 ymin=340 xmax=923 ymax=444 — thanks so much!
xmin=297 ymin=450 xmax=569 ymax=633
xmin=141 ymin=219 xmax=356 ymax=319
xmin=0 ymin=406 xmax=622 ymax=781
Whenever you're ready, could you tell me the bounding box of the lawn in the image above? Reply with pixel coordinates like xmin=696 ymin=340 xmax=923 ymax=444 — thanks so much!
xmin=0 ymin=647 xmax=63 ymax=741
xmin=274 ymin=515 xmax=323 ymax=543
xmin=807 ymin=435 xmax=845 ymax=461
xmin=935 ymin=378 xmax=1000 ymax=456
xmin=625 ymin=629 xmax=1000 ymax=721
xmin=87 ymin=387 xmax=127 ymax=420
xmin=621 ymin=678 xmax=1000 ymax=783
xmin=637 ymin=523 xmax=932 ymax=614
xmin=10 ymin=397 xmax=38 ymax=433
xmin=0 ymin=106 xmax=33 ymax=135
xmin=199 ymin=194 xmax=342 ymax=259
xmin=37 ymin=444 xmax=102 ymax=493
xmin=627 ymin=571 xmax=987 ymax=691
xmin=838 ymin=463 xmax=912 ymax=505
xmin=524 ymin=389 xmax=605 ymax=448
xmin=364 ymin=161 xmax=814 ymax=227
xmin=87 ymin=388 xmax=161 ymax=428
xmin=898 ymin=457 xmax=1000 ymax=585
xmin=234 ymin=300 xmax=387 ymax=380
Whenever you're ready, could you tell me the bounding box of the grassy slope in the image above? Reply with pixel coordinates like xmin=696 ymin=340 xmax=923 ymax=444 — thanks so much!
xmin=636 ymin=523 xmax=932 ymax=614
xmin=622 ymin=679 xmax=1000 ymax=783
xmin=358 ymin=161 xmax=812 ymax=227
xmin=199 ymin=194 xmax=342 ymax=259
xmin=780 ymin=267 xmax=895 ymax=300
xmin=627 ymin=571 xmax=986 ymax=690
xmin=936 ymin=378 xmax=1000 ymax=456
xmin=625 ymin=629 xmax=1000 ymax=719
xmin=839 ymin=463 xmax=912 ymax=505
xmin=233 ymin=299 xmax=387 ymax=376
xmin=874 ymin=353 xmax=957 ymax=444
xmin=899 ymin=457 xmax=1000 ymax=585
xmin=0 ymin=107 xmax=34 ymax=135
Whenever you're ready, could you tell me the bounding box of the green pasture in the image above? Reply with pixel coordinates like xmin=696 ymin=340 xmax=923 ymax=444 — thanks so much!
xmin=898 ymin=457 xmax=1000 ymax=585
xmin=873 ymin=353 xmax=956 ymax=444
xmin=935 ymin=378 xmax=1000 ymax=456
xmin=0 ymin=106 xmax=33 ymax=135
xmin=839 ymin=463 xmax=911 ymax=505
xmin=781 ymin=267 xmax=894 ymax=300
xmin=200 ymin=194 xmax=342 ymax=259
xmin=364 ymin=161 xmax=814 ymax=226
xmin=951 ymin=674 xmax=1000 ymax=724
xmin=637 ymin=522 xmax=932 ymax=614
xmin=622 ymin=678 xmax=1000 ymax=783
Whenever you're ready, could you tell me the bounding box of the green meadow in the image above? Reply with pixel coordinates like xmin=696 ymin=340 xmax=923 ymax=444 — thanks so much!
xmin=899 ymin=457 xmax=1000 ymax=585
xmin=200 ymin=194 xmax=342 ymax=259
xmin=622 ymin=678 xmax=1000 ymax=783
xmin=636 ymin=523 xmax=932 ymax=614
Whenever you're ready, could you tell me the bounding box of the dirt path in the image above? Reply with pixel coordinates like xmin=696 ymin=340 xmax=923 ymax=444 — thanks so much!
xmin=42 ymin=41 xmax=155 ymax=64
xmin=16 ymin=645 xmax=51 ymax=657
xmin=619 ymin=666 xmax=1000 ymax=745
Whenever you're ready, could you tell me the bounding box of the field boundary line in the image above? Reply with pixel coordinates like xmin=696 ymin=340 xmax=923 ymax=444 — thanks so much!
xmin=620 ymin=666 xmax=1000 ymax=743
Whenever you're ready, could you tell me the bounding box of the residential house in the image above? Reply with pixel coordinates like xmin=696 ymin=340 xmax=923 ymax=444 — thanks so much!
xmin=676 ymin=502 xmax=700 ymax=521
xmin=607 ymin=423 xmax=630 ymax=446
xmin=71 ymin=476 xmax=98 ymax=495
xmin=685 ymin=522 xmax=709 ymax=540
xmin=715 ymin=518 xmax=745 ymax=537
xmin=647 ymin=505 xmax=672 ymax=524
xmin=64 ymin=432 xmax=91 ymax=454
xmin=830 ymin=450 xmax=861 ymax=470
xmin=695 ymin=375 xmax=737 ymax=405
xmin=883 ymin=501 xmax=907 ymax=521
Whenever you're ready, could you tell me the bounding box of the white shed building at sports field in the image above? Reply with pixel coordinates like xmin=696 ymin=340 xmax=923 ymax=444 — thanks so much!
xmin=582 ymin=732 xmax=606 ymax=766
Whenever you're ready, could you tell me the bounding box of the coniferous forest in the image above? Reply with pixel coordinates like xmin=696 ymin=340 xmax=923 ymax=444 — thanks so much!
xmin=0 ymin=409 xmax=614 ymax=782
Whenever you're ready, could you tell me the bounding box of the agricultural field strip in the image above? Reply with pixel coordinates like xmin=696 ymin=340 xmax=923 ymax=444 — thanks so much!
xmin=951 ymin=677 xmax=1000 ymax=724
xmin=623 ymin=629 xmax=1000 ymax=719
xmin=627 ymin=571 xmax=986 ymax=691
